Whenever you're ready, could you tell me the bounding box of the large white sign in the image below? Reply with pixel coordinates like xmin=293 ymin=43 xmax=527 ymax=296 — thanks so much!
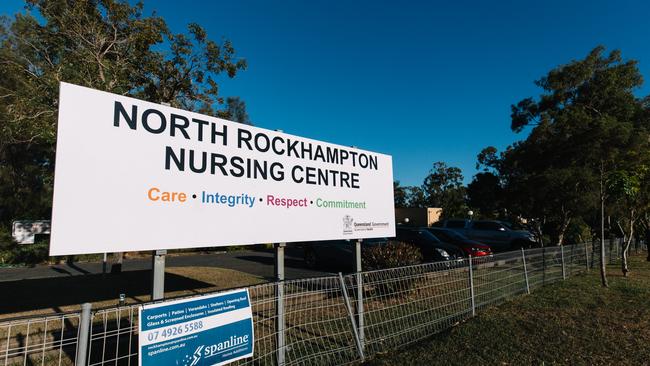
xmin=50 ymin=83 xmax=395 ymax=255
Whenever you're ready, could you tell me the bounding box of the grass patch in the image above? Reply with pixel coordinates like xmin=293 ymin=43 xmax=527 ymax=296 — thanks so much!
xmin=365 ymin=254 xmax=650 ymax=366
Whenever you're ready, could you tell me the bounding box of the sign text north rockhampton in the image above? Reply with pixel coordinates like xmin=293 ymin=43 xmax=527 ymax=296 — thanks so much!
xmin=114 ymin=101 xmax=380 ymax=189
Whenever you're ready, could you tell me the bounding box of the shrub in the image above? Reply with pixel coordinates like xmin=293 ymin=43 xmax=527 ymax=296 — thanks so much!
xmin=362 ymin=241 xmax=423 ymax=297
xmin=362 ymin=240 xmax=422 ymax=270
xmin=0 ymin=227 xmax=52 ymax=265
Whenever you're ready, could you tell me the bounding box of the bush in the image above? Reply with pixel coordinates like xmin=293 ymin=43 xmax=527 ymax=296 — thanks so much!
xmin=0 ymin=226 xmax=53 ymax=266
xmin=362 ymin=240 xmax=422 ymax=270
xmin=362 ymin=241 xmax=423 ymax=297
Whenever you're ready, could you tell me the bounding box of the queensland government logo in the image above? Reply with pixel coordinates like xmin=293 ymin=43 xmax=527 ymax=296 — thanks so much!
xmin=342 ymin=215 xmax=354 ymax=235
xmin=342 ymin=215 xmax=389 ymax=234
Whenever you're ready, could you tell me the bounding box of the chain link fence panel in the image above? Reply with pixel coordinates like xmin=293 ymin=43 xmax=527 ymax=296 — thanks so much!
xmin=1 ymin=241 xmax=646 ymax=366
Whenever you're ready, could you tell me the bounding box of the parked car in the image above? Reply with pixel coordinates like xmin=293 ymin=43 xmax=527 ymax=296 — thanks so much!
xmin=423 ymin=227 xmax=493 ymax=257
xmin=439 ymin=219 xmax=537 ymax=252
xmin=395 ymin=227 xmax=464 ymax=262
xmin=302 ymin=237 xmax=390 ymax=269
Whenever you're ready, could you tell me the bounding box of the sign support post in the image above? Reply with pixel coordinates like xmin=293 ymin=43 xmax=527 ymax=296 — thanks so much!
xmin=354 ymin=239 xmax=364 ymax=351
xmin=151 ymin=250 xmax=166 ymax=301
xmin=102 ymin=253 xmax=107 ymax=276
xmin=275 ymin=243 xmax=286 ymax=366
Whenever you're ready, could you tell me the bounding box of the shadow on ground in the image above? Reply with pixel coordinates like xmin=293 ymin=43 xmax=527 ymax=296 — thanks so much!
xmin=0 ymin=270 xmax=213 ymax=315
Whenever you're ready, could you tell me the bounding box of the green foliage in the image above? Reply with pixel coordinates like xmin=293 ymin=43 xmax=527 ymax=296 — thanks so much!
xmin=0 ymin=225 xmax=51 ymax=265
xmin=362 ymin=241 xmax=422 ymax=270
xmin=394 ymin=162 xmax=468 ymax=218
xmin=0 ymin=0 xmax=249 ymax=248
xmin=608 ymin=166 xmax=647 ymax=203
xmin=564 ymin=217 xmax=593 ymax=244
xmin=1 ymin=241 xmax=49 ymax=265
xmin=466 ymin=172 xmax=502 ymax=219
xmin=362 ymin=241 xmax=422 ymax=297
xmin=422 ymin=162 xmax=468 ymax=218
xmin=473 ymin=46 xmax=650 ymax=249
xmin=392 ymin=181 xmax=427 ymax=208
xmin=393 ymin=181 xmax=407 ymax=208
xmin=222 ymin=97 xmax=253 ymax=125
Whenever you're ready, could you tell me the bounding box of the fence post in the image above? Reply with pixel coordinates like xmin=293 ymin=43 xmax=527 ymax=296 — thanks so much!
xmin=584 ymin=243 xmax=589 ymax=271
xmin=591 ymin=240 xmax=596 ymax=269
xmin=521 ymin=248 xmax=530 ymax=294
xmin=560 ymin=245 xmax=566 ymax=280
xmin=275 ymin=243 xmax=286 ymax=366
xmin=609 ymin=238 xmax=614 ymax=264
xmin=542 ymin=247 xmax=546 ymax=285
xmin=75 ymin=303 xmax=92 ymax=366
xmin=468 ymin=255 xmax=476 ymax=317
xmin=354 ymin=239 xmax=365 ymax=351
xmin=338 ymin=273 xmax=365 ymax=361
xmin=569 ymin=244 xmax=574 ymax=277
xmin=618 ymin=238 xmax=622 ymax=259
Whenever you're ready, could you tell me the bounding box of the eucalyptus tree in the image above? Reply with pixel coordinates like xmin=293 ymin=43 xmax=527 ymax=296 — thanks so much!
xmin=509 ymin=46 xmax=647 ymax=286
xmin=421 ymin=162 xmax=468 ymax=219
xmin=607 ymin=148 xmax=650 ymax=275
xmin=0 ymin=0 xmax=247 ymax=263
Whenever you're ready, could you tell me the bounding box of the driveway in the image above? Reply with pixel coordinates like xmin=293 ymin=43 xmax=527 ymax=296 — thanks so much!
xmin=0 ymin=246 xmax=336 ymax=283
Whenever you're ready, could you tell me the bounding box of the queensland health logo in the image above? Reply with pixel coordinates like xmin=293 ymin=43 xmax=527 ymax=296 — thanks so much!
xmin=342 ymin=215 xmax=354 ymax=235
xmin=139 ymin=289 xmax=254 ymax=366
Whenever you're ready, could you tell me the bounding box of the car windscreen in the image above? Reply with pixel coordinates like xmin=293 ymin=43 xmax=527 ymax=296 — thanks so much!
xmin=432 ymin=229 xmax=467 ymax=241
xmin=419 ymin=230 xmax=441 ymax=243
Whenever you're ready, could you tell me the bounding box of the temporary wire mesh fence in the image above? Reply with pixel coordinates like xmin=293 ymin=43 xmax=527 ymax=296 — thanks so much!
xmin=0 ymin=240 xmax=646 ymax=366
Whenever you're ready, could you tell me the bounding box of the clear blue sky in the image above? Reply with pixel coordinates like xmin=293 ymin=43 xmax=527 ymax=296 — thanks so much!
xmin=2 ymin=0 xmax=650 ymax=185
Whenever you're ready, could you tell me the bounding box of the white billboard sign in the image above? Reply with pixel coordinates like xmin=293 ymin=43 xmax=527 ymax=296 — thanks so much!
xmin=50 ymin=83 xmax=395 ymax=255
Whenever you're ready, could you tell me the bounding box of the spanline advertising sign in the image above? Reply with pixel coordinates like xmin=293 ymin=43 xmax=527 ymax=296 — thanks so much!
xmin=50 ymin=82 xmax=395 ymax=255
xmin=139 ymin=288 xmax=254 ymax=366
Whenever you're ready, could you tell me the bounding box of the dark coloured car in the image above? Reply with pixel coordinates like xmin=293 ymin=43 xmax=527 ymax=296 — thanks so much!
xmin=395 ymin=227 xmax=464 ymax=262
xmin=440 ymin=219 xmax=537 ymax=252
xmin=423 ymin=227 xmax=492 ymax=257
xmin=302 ymin=237 xmax=390 ymax=269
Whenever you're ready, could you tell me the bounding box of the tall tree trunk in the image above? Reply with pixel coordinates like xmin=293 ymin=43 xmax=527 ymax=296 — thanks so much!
xmin=535 ymin=224 xmax=544 ymax=247
xmin=534 ymin=217 xmax=545 ymax=247
xmin=621 ymin=211 xmax=634 ymax=277
xmin=557 ymin=212 xmax=571 ymax=246
xmin=599 ymin=165 xmax=608 ymax=287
